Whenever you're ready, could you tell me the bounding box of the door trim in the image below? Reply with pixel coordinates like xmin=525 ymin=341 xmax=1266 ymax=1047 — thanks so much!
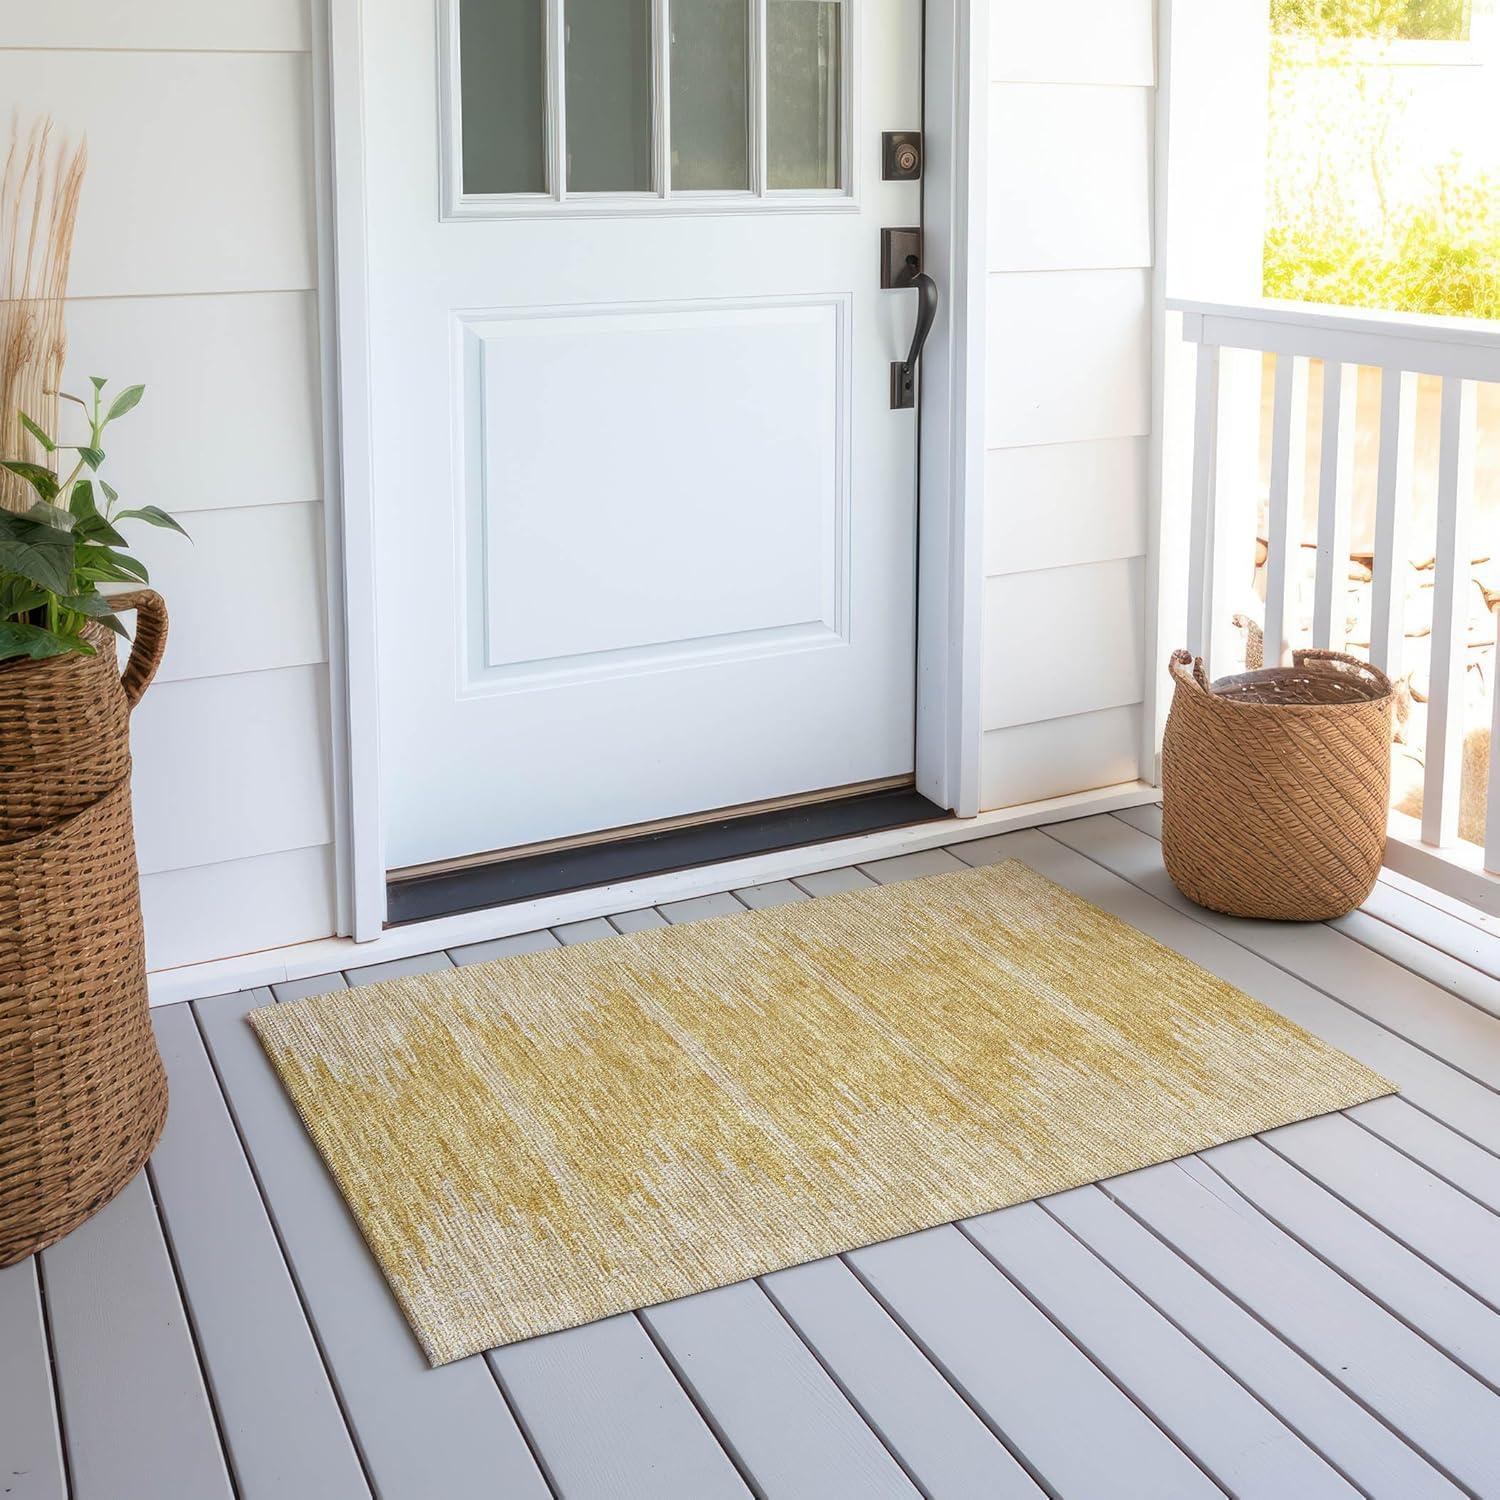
xmin=316 ymin=0 xmax=988 ymax=941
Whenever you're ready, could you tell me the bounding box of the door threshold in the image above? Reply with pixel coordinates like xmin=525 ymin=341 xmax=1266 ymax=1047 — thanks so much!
xmin=386 ymin=786 xmax=949 ymax=927
xmin=145 ymin=783 xmax=1163 ymax=1007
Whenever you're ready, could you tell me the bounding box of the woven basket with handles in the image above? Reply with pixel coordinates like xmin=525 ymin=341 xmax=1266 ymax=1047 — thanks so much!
xmin=1161 ymin=647 xmax=1394 ymax=922
xmin=1 ymin=590 xmax=170 ymax=1266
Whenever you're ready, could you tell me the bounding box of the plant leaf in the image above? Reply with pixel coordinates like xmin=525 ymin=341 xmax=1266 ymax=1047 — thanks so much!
xmin=89 ymin=375 xmax=107 ymax=392
xmin=75 ymin=544 xmax=148 ymax=584
xmin=76 ymin=446 xmax=105 ymax=470
xmin=104 ymin=384 xmax=145 ymax=423
xmin=0 ymin=460 xmax=60 ymax=502
xmin=18 ymin=412 xmax=55 ymax=452
xmin=0 ymin=510 xmax=75 ymax=593
xmin=100 ymin=480 xmax=119 ymax=505
xmin=62 ymin=597 xmax=127 ymax=636
xmin=25 ymin=499 xmax=76 ymax=531
xmin=0 ymin=621 xmax=93 ymax=663
xmin=117 ymin=504 xmax=189 ymax=538
xmin=68 ymin=481 xmax=127 ymax=548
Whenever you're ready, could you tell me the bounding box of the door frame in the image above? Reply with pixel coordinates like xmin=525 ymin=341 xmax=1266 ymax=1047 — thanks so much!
xmin=316 ymin=0 xmax=989 ymax=941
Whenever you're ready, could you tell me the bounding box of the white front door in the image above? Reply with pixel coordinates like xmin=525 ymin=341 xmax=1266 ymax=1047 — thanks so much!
xmin=363 ymin=0 xmax=925 ymax=871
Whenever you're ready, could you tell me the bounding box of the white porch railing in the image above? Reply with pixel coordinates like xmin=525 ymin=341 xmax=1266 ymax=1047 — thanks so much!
xmin=1168 ymin=298 xmax=1500 ymax=914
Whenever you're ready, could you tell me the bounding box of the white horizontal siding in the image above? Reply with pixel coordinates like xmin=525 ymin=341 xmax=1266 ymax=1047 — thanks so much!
xmin=987 ymin=85 xmax=1152 ymax=272
xmin=985 ymin=437 xmax=1147 ymax=576
xmin=982 ymin=559 xmax=1146 ymax=730
xmin=62 ymin=292 xmax=323 ymax=513
xmin=981 ymin=705 xmax=1143 ymax=810
xmin=130 ymin=666 xmax=333 ymax=877
xmin=140 ymin=846 xmax=337 ymax=972
xmin=980 ymin=5 xmax=1156 ymax=809
xmin=9 ymin=19 xmax=342 ymax=964
xmin=0 ymin=0 xmax=310 ymax=51
xmin=128 ymin=503 xmax=328 ymax=684
xmin=986 ymin=270 xmax=1152 ymax=449
xmin=990 ymin=0 xmax=1156 ymax=86
xmin=0 ymin=50 xmax=316 ymax=298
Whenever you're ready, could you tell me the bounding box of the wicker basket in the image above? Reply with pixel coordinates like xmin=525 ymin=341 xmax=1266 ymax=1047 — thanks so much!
xmin=1 ymin=590 xmax=170 ymax=1266
xmin=1161 ymin=647 xmax=1394 ymax=922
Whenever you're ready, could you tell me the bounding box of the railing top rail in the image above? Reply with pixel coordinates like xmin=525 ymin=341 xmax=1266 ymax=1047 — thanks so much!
xmin=1167 ymin=297 xmax=1500 ymax=348
xmin=1167 ymin=297 xmax=1500 ymax=379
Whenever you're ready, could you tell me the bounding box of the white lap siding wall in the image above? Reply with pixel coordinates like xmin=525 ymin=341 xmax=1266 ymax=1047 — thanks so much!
xmin=0 ymin=3 xmax=340 ymax=967
xmin=980 ymin=0 xmax=1156 ymax=809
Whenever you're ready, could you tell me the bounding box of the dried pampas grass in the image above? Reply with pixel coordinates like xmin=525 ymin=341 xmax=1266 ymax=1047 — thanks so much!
xmin=1 ymin=117 xmax=87 ymax=512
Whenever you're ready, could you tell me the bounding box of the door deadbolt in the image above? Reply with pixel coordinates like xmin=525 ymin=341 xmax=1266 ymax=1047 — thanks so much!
xmin=882 ymin=131 xmax=922 ymax=181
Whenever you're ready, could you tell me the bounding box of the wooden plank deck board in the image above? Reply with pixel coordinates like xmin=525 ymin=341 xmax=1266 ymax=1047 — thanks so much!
xmin=1114 ymin=801 xmax=1500 ymax=994
xmin=1333 ymin=909 xmax=1500 ymax=1020
xmin=961 ymin=1200 xmax=1359 ymax=1497
xmin=15 ymin=813 xmax=1500 ymax=1497
xmin=640 ymin=1279 xmax=920 ymax=1499
xmin=1349 ymin=1094 xmax=1500 ymax=1212
xmin=449 ymin=929 xmax=560 ymax=964
xmin=845 ymin=1223 xmax=1221 ymax=1497
xmin=1048 ymin=815 xmax=1500 ymax=1096
xmin=1255 ymin=1114 xmax=1500 ymax=1309
xmin=856 ymin=847 xmax=970 ymax=884
xmin=731 ymin=879 xmax=809 ymax=909
xmin=40 ymin=1173 xmax=234 ymax=1500
xmin=1004 ymin=823 xmax=1500 ymax=1155
xmin=1199 ymin=1134 xmax=1500 ymax=1388
xmin=761 ymin=1256 xmax=1046 ymax=1499
xmin=488 ymin=1314 xmax=750 ymax=1500
xmin=550 ymin=918 xmax=617 ymax=945
xmin=654 ymin=892 xmax=747 ymax=924
xmin=792 ymin=865 xmax=876 ymax=896
xmin=194 ymin=988 xmax=551 ymax=1500
xmin=149 ymin=1003 xmax=370 ymax=1498
xmin=272 ymin=970 xmax=349 ymax=1003
xmin=1043 ymin=1182 xmax=1459 ymax=1499
xmin=608 ymin=907 xmax=670 ymax=932
xmin=345 ymin=949 xmax=456 ymax=983
xmin=0 ymin=1256 xmax=67 ymax=1500
xmin=1103 ymin=1161 xmax=1500 ymax=1496
xmin=1359 ymin=881 xmax=1500 ymax=983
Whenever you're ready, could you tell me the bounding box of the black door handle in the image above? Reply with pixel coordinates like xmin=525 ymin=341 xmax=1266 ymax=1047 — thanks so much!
xmin=891 ymin=261 xmax=938 ymax=409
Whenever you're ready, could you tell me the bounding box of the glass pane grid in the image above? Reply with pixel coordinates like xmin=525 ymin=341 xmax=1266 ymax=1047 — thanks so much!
xmin=454 ymin=0 xmax=847 ymax=206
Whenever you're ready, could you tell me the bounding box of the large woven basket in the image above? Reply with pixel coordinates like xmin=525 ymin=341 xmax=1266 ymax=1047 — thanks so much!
xmin=1161 ymin=647 xmax=1394 ymax=921
xmin=1 ymin=590 xmax=170 ymax=1266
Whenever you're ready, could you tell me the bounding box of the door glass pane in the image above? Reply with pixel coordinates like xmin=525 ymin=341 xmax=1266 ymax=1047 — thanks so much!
xmin=767 ymin=1 xmax=841 ymax=190
xmin=670 ymin=0 xmax=750 ymax=191
xmin=566 ymin=0 xmax=654 ymax=192
xmin=460 ymin=0 xmax=547 ymax=195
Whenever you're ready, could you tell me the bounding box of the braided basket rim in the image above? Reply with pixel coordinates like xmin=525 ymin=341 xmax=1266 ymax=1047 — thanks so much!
xmin=1169 ymin=649 xmax=1394 ymax=717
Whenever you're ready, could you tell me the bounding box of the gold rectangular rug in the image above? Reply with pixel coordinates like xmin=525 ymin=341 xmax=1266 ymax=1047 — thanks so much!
xmin=250 ymin=860 xmax=1394 ymax=1366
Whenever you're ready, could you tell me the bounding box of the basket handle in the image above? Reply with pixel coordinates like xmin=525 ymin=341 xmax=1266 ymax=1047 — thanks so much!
xmin=1168 ymin=649 xmax=1212 ymax=693
xmin=1293 ymin=647 xmax=1395 ymax=696
xmin=108 ymin=588 xmax=169 ymax=710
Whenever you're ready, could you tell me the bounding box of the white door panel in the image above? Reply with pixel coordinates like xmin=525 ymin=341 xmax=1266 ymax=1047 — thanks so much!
xmin=365 ymin=0 xmax=923 ymax=868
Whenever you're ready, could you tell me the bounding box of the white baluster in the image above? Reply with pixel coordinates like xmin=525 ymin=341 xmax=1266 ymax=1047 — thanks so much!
xmin=1312 ymin=362 xmax=1358 ymax=651
xmin=1422 ymin=377 xmax=1477 ymax=849
xmin=1186 ymin=341 xmax=1221 ymax=668
xmin=1265 ymin=353 xmax=1308 ymax=668
xmin=1369 ymin=368 xmax=1417 ymax=679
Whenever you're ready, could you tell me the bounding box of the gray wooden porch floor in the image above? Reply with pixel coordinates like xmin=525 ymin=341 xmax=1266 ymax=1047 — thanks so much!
xmin=6 ymin=808 xmax=1500 ymax=1499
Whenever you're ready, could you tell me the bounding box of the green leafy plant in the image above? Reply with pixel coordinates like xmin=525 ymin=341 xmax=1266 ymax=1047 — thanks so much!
xmin=0 ymin=378 xmax=187 ymax=664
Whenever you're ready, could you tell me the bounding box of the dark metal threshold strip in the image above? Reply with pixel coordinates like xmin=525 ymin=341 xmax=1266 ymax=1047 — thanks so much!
xmin=386 ymin=787 xmax=950 ymax=927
